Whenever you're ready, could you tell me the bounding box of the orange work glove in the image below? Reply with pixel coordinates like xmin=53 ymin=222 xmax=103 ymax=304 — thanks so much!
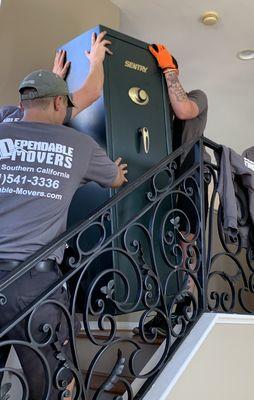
xmin=148 ymin=44 xmax=178 ymax=71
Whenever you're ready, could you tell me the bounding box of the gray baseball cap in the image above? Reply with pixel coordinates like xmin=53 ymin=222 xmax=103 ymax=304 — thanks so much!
xmin=19 ymin=69 xmax=75 ymax=107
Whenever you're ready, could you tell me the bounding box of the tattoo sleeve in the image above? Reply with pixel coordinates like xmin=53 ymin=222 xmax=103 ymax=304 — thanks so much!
xmin=164 ymin=70 xmax=188 ymax=102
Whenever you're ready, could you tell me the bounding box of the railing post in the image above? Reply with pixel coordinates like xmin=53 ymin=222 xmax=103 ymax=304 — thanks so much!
xmin=198 ymin=137 xmax=208 ymax=312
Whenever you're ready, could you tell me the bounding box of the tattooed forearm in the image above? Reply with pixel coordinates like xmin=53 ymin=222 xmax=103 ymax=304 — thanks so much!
xmin=164 ymin=70 xmax=188 ymax=102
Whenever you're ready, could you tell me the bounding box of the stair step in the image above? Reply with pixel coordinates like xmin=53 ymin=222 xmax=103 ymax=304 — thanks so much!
xmin=77 ymin=329 xmax=165 ymax=345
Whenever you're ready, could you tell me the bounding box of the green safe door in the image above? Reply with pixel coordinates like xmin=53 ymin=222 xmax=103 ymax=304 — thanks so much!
xmin=60 ymin=26 xmax=174 ymax=311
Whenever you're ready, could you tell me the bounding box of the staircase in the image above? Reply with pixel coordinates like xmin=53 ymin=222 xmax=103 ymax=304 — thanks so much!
xmin=1 ymin=138 xmax=254 ymax=399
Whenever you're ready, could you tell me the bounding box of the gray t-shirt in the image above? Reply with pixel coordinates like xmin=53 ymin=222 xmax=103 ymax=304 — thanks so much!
xmin=173 ymin=89 xmax=208 ymax=161
xmin=0 ymin=121 xmax=117 ymax=263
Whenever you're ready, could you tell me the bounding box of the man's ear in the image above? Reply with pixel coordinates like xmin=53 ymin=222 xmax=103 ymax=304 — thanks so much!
xmin=19 ymin=102 xmax=24 ymax=111
xmin=53 ymin=96 xmax=62 ymax=111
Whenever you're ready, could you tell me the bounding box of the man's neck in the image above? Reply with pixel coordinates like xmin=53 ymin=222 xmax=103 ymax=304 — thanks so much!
xmin=22 ymin=109 xmax=57 ymax=124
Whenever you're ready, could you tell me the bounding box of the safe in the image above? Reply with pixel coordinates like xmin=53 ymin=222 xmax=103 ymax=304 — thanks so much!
xmin=59 ymin=25 xmax=174 ymax=310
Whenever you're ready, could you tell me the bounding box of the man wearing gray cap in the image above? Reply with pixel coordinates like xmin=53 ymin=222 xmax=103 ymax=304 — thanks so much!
xmin=0 ymin=70 xmax=127 ymax=399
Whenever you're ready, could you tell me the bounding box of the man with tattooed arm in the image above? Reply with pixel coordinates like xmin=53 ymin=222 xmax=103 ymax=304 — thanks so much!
xmin=133 ymin=44 xmax=209 ymax=336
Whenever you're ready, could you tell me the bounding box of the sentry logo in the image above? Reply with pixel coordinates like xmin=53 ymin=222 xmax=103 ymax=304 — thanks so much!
xmin=124 ymin=60 xmax=148 ymax=73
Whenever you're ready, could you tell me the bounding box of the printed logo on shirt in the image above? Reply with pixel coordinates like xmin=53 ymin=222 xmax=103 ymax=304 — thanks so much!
xmin=3 ymin=117 xmax=21 ymax=123
xmin=0 ymin=138 xmax=73 ymax=169
xmin=244 ymin=157 xmax=254 ymax=172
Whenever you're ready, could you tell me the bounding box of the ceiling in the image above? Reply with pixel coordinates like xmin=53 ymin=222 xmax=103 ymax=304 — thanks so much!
xmin=112 ymin=0 xmax=254 ymax=154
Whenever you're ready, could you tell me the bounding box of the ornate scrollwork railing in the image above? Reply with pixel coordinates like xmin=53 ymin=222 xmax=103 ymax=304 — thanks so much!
xmin=0 ymin=138 xmax=253 ymax=399
xmin=204 ymin=139 xmax=254 ymax=315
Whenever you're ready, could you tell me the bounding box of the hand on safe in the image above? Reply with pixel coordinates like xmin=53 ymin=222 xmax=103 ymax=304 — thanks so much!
xmin=148 ymin=43 xmax=178 ymax=72
xmin=85 ymin=31 xmax=113 ymax=65
xmin=52 ymin=49 xmax=71 ymax=79
xmin=114 ymin=157 xmax=128 ymax=187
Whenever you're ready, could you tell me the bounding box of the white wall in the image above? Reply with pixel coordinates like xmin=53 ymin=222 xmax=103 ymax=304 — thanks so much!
xmin=168 ymin=320 xmax=254 ymax=400
xmin=0 ymin=0 xmax=120 ymax=105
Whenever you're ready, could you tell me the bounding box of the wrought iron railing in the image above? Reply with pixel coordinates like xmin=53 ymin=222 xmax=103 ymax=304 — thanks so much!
xmin=0 ymin=137 xmax=253 ymax=400
xmin=205 ymin=139 xmax=254 ymax=315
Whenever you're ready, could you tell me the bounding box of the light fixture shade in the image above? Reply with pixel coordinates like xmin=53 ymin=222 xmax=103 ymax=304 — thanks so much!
xmin=201 ymin=11 xmax=219 ymax=25
xmin=237 ymin=49 xmax=254 ymax=60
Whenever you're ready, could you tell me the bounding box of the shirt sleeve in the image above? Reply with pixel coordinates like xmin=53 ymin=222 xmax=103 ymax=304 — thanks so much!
xmin=82 ymin=140 xmax=118 ymax=188
xmin=0 ymin=105 xmax=22 ymax=123
xmin=188 ymin=90 xmax=208 ymax=115
xmin=242 ymin=146 xmax=254 ymax=162
xmin=0 ymin=106 xmax=10 ymax=123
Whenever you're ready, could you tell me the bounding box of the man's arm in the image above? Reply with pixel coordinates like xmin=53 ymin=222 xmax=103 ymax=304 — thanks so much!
xmin=71 ymin=31 xmax=112 ymax=118
xmin=164 ymin=69 xmax=199 ymax=120
xmin=83 ymin=138 xmax=127 ymax=189
xmin=148 ymin=43 xmax=200 ymax=120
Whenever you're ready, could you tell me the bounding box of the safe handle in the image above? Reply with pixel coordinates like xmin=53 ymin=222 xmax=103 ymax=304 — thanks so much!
xmin=139 ymin=127 xmax=150 ymax=154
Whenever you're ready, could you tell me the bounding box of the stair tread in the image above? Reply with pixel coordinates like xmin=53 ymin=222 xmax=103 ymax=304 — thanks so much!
xmin=77 ymin=329 xmax=164 ymax=345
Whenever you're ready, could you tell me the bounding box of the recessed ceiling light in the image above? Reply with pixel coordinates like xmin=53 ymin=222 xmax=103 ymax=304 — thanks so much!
xmin=201 ymin=11 xmax=219 ymax=25
xmin=237 ymin=49 xmax=254 ymax=60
